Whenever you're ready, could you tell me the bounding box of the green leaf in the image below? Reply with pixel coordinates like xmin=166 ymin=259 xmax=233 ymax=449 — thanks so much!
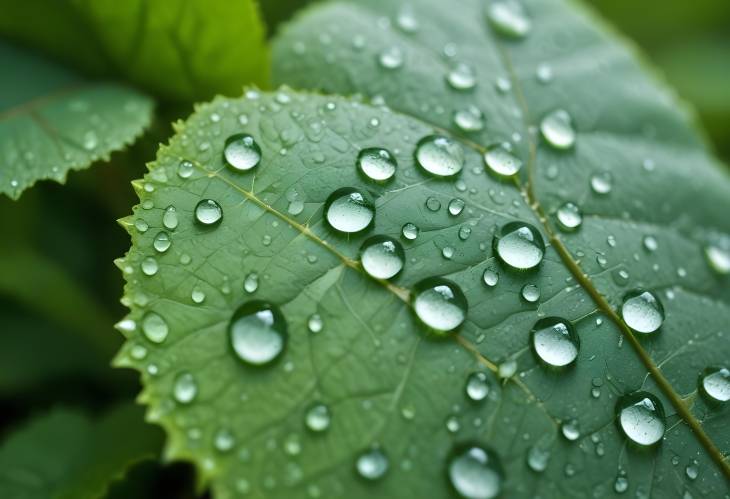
xmin=0 ymin=41 xmax=153 ymax=199
xmin=0 ymin=404 xmax=163 ymax=499
xmin=117 ymin=0 xmax=730 ymax=496
xmin=0 ymin=0 xmax=269 ymax=102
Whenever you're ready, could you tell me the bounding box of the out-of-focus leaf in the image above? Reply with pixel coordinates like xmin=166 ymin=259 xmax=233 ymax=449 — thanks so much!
xmin=0 ymin=41 xmax=153 ymax=199
xmin=0 ymin=0 xmax=269 ymax=102
xmin=0 ymin=403 xmax=163 ymax=499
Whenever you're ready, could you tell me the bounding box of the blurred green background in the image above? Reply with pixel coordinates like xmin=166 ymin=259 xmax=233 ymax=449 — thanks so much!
xmin=0 ymin=0 xmax=727 ymax=497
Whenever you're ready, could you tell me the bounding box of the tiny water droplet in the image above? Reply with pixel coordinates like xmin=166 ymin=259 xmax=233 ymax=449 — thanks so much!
xmin=465 ymin=372 xmax=491 ymax=401
xmin=447 ymin=63 xmax=477 ymax=91
xmin=521 ymin=284 xmax=540 ymax=303
xmin=356 ymin=448 xmax=389 ymax=480
xmin=699 ymin=367 xmax=730 ymax=402
xmin=214 ymin=428 xmax=236 ymax=452
xmin=142 ymin=312 xmax=168 ymax=344
xmin=446 ymin=416 xmax=461 ymax=433
xmin=704 ymin=245 xmax=730 ymax=275
xmin=195 ymin=199 xmax=223 ymax=226
xmin=561 ymin=419 xmax=580 ymax=441
xmin=307 ymin=314 xmax=323 ymax=333
xmin=616 ymin=392 xmax=665 ymax=446
xmin=643 ymin=235 xmax=658 ymax=252
xmin=163 ymin=205 xmax=179 ymax=230
xmin=305 ymin=402 xmax=331 ymax=432
xmin=360 ymin=236 xmax=405 ymax=280
xmin=454 ymin=106 xmax=485 ymax=132
xmin=229 ymin=301 xmax=287 ymax=366
xmin=178 ymin=159 xmax=194 ymax=178
xmin=526 ymin=445 xmax=550 ymax=472
xmin=590 ymin=172 xmax=613 ymax=194
xmin=402 ymin=222 xmax=419 ymax=240
xmin=493 ymin=222 xmax=545 ymax=270
xmin=412 ymin=277 xmax=468 ymax=333
xmin=621 ymin=290 xmax=664 ymax=334
xmin=357 ymin=148 xmax=397 ymax=182
xmin=556 ymin=202 xmax=582 ymax=231
xmin=153 ymin=232 xmax=171 ymax=253
xmin=141 ymin=257 xmax=158 ymax=276
xmin=459 ymin=226 xmax=472 ymax=241
xmin=536 ymin=63 xmax=553 ymax=84
xmin=426 ymin=196 xmax=442 ymax=212
xmin=484 ymin=147 xmax=522 ymax=177
xmin=442 ymin=246 xmax=455 ymax=259
xmin=223 ymin=134 xmax=262 ymax=171
xmin=244 ymin=272 xmax=259 ymax=293
xmin=415 ymin=136 xmax=465 ymax=177
xmin=324 ymin=188 xmax=374 ymax=233
xmin=486 ymin=0 xmax=531 ymax=39
xmin=379 ymin=47 xmax=404 ymax=69
xmin=482 ymin=268 xmax=499 ymax=287
xmin=173 ymin=372 xmax=198 ymax=404
xmin=191 ymin=287 xmax=206 ymax=304
xmin=135 ymin=219 xmax=148 ymax=233
xmin=531 ymin=317 xmax=579 ymax=367
xmin=540 ymin=109 xmax=575 ymax=149
xmin=447 ymin=444 xmax=504 ymax=499
xmin=449 ymin=198 xmax=466 ymax=216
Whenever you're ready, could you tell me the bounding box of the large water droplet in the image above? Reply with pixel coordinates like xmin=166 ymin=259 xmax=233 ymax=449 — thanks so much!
xmin=173 ymin=372 xmax=198 ymax=404
xmin=531 ymin=317 xmax=579 ymax=367
xmin=484 ymin=147 xmax=522 ymax=177
xmin=415 ymin=135 xmax=464 ymax=177
xmin=357 ymin=148 xmax=397 ymax=182
xmin=447 ymin=63 xmax=477 ymax=90
xmin=700 ymin=367 xmax=730 ymax=402
xmin=360 ymin=235 xmax=405 ymax=280
xmin=412 ymin=277 xmax=468 ymax=333
xmin=178 ymin=159 xmax=194 ymax=178
xmin=493 ymin=222 xmax=545 ymax=270
xmin=556 ymin=202 xmax=582 ymax=231
xmin=449 ymin=198 xmax=466 ymax=216
xmin=465 ymin=372 xmax=491 ymax=401
xmin=356 ymin=448 xmax=389 ymax=480
xmin=142 ymin=312 xmax=168 ymax=344
xmin=447 ymin=444 xmax=504 ymax=499
xmin=195 ymin=199 xmax=223 ymax=226
xmin=141 ymin=257 xmax=158 ymax=276
xmin=616 ymin=392 xmax=665 ymax=446
xmin=229 ymin=301 xmax=287 ymax=366
xmin=540 ymin=109 xmax=575 ymax=150
xmin=324 ymin=188 xmax=374 ymax=233
xmin=224 ymin=134 xmax=262 ymax=171
xmin=621 ymin=290 xmax=664 ymax=334
xmin=402 ymin=222 xmax=420 ymax=240
xmin=305 ymin=402 xmax=331 ymax=432
xmin=486 ymin=1 xmax=531 ymax=39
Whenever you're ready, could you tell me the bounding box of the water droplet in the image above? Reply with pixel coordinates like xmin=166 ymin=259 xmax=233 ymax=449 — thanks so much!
xmin=415 ymin=136 xmax=465 ymax=177
xmin=449 ymin=198 xmax=466 ymax=216
xmin=556 ymin=202 xmax=582 ymax=231
xmin=526 ymin=445 xmax=550 ymax=472
xmin=288 ymin=199 xmax=304 ymax=215
xmin=153 ymin=232 xmax=171 ymax=253
xmin=447 ymin=63 xmax=477 ymax=90
xmin=540 ymin=109 xmax=575 ymax=149
xmin=324 ymin=188 xmax=374 ymax=233
xmin=536 ymin=63 xmax=553 ymax=84
xmin=498 ymin=359 xmax=517 ymax=379
xmin=223 ymin=134 xmax=262 ymax=171
xmin=446 ymin=416 xmax=461 ymax=433
xmin=704 ymin=245 xmax=730 ymax=275
xmin=135 ymin=219 xmax=148 ymax=233
xmin=307 ymin=314 xmax=323 ymax=333
xmin=191 ymin=287 xmax=206 ymax=304
xmin=402 ymin=223 xmax=419 ymax=240
xmin=531 ymin=317 xmax=579 ymax=367
xmin=643 ymin=235 xmax=658 ymax=252
xmin=412 ymin=277 xmax=468 ymax=332
xmin=442 ymin=246 xmax=455 ymax=259
xmin=486 ymin=0 xmax=531 ymax=39
xmin=396 ymin=6 xmax=418 ymax=32
xmin=195 ymin=199 xmax=223 ymax=226
xmin=621 ymin=290 xmax=664 ymax=334
xmin=482 ymin=268 xmax=499 ymax=287
xmin=561 ymin=419 xmax=580 ymax=441
xmin=356 ymin=448 xmax=389 ymax=480
xmin=163 ymin=205 xmax=179 ymax=230
xmin=178 ymin=159 xmax=194 ymax=178
xmin=700 ymin=367 xmax=730 ymax=402
xmin=142 ymin=312 xmax=168 ymax=344
xmin=521 ymin=284 xmax=540 ymax=303
xmin=590 ymin=172 xmax=613 ymax=194
xmin=214 ymin=428 xmax=236 ymax=452
xmin=305 ymin=402 xmax=331 ymax=432
xmin=379 ymin=47 xmax=404 ymax=69
xmin=459 ymin=226 xmax=472 ymax=240
xmin=465 ymin=372 xmax=491 ymax=401
xmin=616 ymin=392 xmax=665 ymax=446
xmin=229 ymin=301 xmax=287 ymax=366
xmin=685 ymin=461 xmax=699 ymax=480
xmin=173 ymin=372 xmax=198 ymax=404
xmin=614 ymin=474 xmax=628 ymax=493
xmin=357 ymin=148 xmax=397 ymax=182
xmin=454 ymin=106 xmax=485 ymax=132
xmin=244 ymin=273 xmax=259 ymax=293
xmin=141 ymin=257 xmax=158 ymax=276
xmin=447 ymin=444 xmax=504 ymax=499
xmin=493 ymin=222 xmax=545 ymax=270
xmin=484 ymin=147 xmax=522 ymax=177
xmin=360 ymin=236 xmax=405 ymax=280
xmin=426 ymin=196 xmax=442 ymax=211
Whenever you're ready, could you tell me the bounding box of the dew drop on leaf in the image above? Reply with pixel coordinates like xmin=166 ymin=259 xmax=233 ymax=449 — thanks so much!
xmin=446 ymin=63 xmax=477 ymax=91
xmin=493 ymin=222 xmax=545 ymax=270
xmin=356 ymin=448 xmax=389 ymax=480
xmin=526 ymin=445 xmax=550 ymax=472
xmin=442 ymin=246 xmax=455 ymax=259
xmin=590 ymin=172 xmax=613 ymax=194
xmin=402 ymin=222 xmax=420 ymax=240
xmin=484 ymin=147 xmax=522 ymax=177
xmin=195 ymin=199 xmax=223 ymax=226
xmin=616 ymin=392 xmax=665 ymax=446
xmin=426 ymin=196 xmax=442 ymax=212
xmin=412 ymin=277 xmax=468 ymax=332
xmin=153 ymin=231 xmax=171 ymax=253
xmin=642 ymin=235 xmax=658 ymax=252
xmin=540 ymin=109 xmax=576 ymax=150
xmin=228 ymin=301 xmax=287 ymax=366
xmin=324 ymin=188 xmax=374 ymax=233
xmin=521 ymin=283 xmax=540 ymax=303
xmin=447 ymin=444 xmax=504 ymax=499
xmin=556 ymin=202 xmax=582 ymax=231
xmin=561 ymin=419 xmax=580 ymax=441
xmin=305 ymin=402 xmax=331 ymax=432
xmin=482 ymin=268 xmax=499 ymax=287
xmin=415 ymin=135 xmax=465 ymax=177
xmin=142 ymin=312 xmax=168 ymax=344
xmin=191 ymin=287 xmax=206 ymax=304
xmin=621 ymin=290 xmax=665 ymax=334
xmin=307 ymin=314 xmax=323 ymax=334
xmin=223 ymin=133 xmax=262 ymax=171
xmin=141 ymin=257 xmax=159 ymax=276
xmin=244 ymin=272 xmax=259 ymax=293
xmin=530 ymin=317 xmax=579 ymax=367
xmin=448 ymin=198 xmax=466 ymax=216
xmin=173 ymin=372 xmax=198 ymax=404
xmin=699 ymin=367 xmax=730 ymax=402
xmin=454 ymin=106 xmax=485 ymax=132
xmin=214 ymin=428 xmax=236 ymax=453
xmin=357 ymin=147 xmax=397 ymax=182
xmin=486 ymin=0 xmax=531 ymax=39
xmin=163 ymin=205 xmax=179 ymax=230
xmin=378 ymin=47 xmax=404 ymax=69
xmin=465 ymin=372 xmax=491 ymax=401
xmin=704 ymin=244 xmax=730 ymax=275
xmin=177 ymin=159 xmax=194 ymax=179
xmin=360 ymin=235 xmax=405 ymax=280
